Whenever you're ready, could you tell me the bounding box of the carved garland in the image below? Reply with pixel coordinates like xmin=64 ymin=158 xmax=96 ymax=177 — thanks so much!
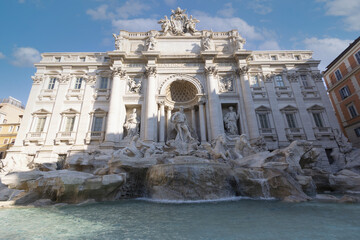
xmin=31 ymin=75 xmax=44 ymax=84
xmin=204 ymin=66 xmax=218 ymax=76
xmin=111 ymin=67 xmax=127 ymax=78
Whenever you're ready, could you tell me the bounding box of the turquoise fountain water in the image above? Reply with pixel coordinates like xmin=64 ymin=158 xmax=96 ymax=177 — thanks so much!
xmin=1 ymin=199 xmax=360 ymax=240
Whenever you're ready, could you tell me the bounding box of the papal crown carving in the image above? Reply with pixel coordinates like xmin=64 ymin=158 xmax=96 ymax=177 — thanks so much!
xmin=158 ymin=7 xmax=199 ymax=35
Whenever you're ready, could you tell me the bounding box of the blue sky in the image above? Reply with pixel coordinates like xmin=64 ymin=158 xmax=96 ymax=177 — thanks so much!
xmin=0 ymin=0 xmax=359 ymax=104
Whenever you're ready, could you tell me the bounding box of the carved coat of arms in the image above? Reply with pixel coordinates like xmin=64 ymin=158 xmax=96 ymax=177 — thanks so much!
xmin=158 ymin=7 xmax=199 ymax=35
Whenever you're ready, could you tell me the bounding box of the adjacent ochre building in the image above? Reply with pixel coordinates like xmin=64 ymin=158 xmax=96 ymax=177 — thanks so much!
xmin=0 ymin=97 xmax=24 ymax=159
xmin=323 ymin=37 xmax=360 ymax=148
xmin=5 ymin=8 xmax=342 ymax=170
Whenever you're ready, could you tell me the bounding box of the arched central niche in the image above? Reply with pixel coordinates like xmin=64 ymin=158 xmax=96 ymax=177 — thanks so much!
xmin=159 ymin=74 xmax=204 ymax=108
xmin=166 ymin=80 xmax=197 ymax=103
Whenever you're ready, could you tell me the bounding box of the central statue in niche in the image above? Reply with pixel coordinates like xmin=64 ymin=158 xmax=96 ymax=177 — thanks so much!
xmin=171 ymin=106 xmax=195 ymax=143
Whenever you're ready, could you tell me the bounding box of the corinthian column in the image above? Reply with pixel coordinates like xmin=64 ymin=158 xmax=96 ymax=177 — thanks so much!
xmin=205 ymin=66 xmax=224 ymax=140
xmin=143 ymin=66 xmax=158 ymax=142
xmin=236 ymin=66 xmax=259 ymax=140
xmin=105 ymin=67 xmax=127 ymax=144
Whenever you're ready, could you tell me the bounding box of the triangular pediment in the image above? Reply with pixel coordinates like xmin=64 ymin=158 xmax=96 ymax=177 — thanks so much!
xmin=61 ymin=108 xmax=80 ymax=114
xmin=32 ymin=108 xmax=51 ymax=115
xmin=307 ymin=104 xmax=324 ymax=111
xmin=255 ymin=105 xmax=271 ymax=111
xmin=280 ymin=105 xmax=298 ymax=112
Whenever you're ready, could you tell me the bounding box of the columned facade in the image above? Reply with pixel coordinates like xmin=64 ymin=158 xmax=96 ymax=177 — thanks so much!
xmin=5 ymin=8 xmax=341 ymax=166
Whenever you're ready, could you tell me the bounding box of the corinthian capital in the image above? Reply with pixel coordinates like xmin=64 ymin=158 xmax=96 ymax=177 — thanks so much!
xmin=204 ymin=66 xmax=218 ymax=76
xmin=31 ymin=75 xmax=44 ymax=84
xmin=311 ymin=72 xmax=323 ymax=82
xmin=85 ymin=75 xmax=97 ymax=84
xmin=58 ymin=74 xmax=71 ymax=84
xmin=111 ymin=66 xmax=127 ymax=78
xmin=145 ymin=66 xmax=157 ymax=77
xmin=235 ymin=66 xmax=249 ymax=75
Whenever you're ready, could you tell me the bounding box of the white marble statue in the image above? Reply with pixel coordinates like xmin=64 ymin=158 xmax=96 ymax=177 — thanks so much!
xmin=112 ymin=33 xmax=123 ymax=50
xmin=202 ymin=33 xmax=214 ymax=51
xmin=145 ymin=35 xmax=157 ymax=51
xmin=171 ymin=106 xmax=195 ymax=143
xmin=124 ymin=108 xmax=140 ymax=138
xmin=223 ymin=106 xmax=239 ymax=135
xmin=235 ymin=36 xmax=246 ymax=50
xmin=234 ymin=134 xmax=256 ymax=157
xmin=185 ymin=15 xmax=199 ymax=34
xmin=158 ymin=15 xmax=171 ymax=33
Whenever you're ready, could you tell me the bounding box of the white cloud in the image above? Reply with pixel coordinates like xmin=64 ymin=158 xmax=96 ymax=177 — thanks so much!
xmin=87 ymin=0 xmax=150 ymax=20
xmin=115 ymin=0 xmax=150 ymax=19
xmin=86 ymin=4 xmax=113 ymax=20
xmin=303 ymin=37 xmax=352 ymax=70
xmin=217 ymin=3 xmax=235 ymax=18
xmin=0 ymin=52 xmax=5 ymax=59
xmin=248 ymin=0 xmax=272 ymax=15
xmin=193 ymin=11 xmax=263 ymax=40
xmin=258 ymin=40 xmax=280 ymax=50
xmin=11 ymin=47 xmax=41 ymax=67
xmin=319 ymin=0 xmax=360 ymax=31
xmin=164 ymin=0 xmax=176 ymax=6
xmin=112 ymin=18 xmax=160 ymax=32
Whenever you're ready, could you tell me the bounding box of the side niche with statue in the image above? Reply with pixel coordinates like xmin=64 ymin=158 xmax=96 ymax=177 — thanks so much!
xmin=223 ymin=105 xmax=240 ymax=136
xmin=123 ymin=108 xmax=141 ymax=139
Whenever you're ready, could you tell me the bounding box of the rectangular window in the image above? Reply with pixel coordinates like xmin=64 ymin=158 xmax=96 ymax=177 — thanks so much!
xmin=48 ymin=78 xmax=56 ymax=90
xmin=355 ymin=51 xmax=360 ymax=65
xmin=75 ymin=77 xmax=83 ymax=89
xmin=258 ymin=113 xmax=270 ymax=129
xmin=339 ymin=86 xmax=351 ymax=100
xmin=64 ymin=116 xmax=75 ymax=132
xmin=35 ymin=117 xmax=46 ymax=132
xmin=250 ymin=75 xmax=260 ymax=87
xmin=0 ymin=126 xmax=2 ymax=132
xmin=312 ymin=113 xmax=324 ymax=128
xmin=100 ymin=77 xmax=108 ymax=89
xmin=354 ymin=127 xmax=360 ymax=137
xmin=16 ymin=126 xmax=20 ymax=132
xmin=11 ymin=139 xmax=15 ymax=144
xmin=104 ymin=57 xmax=110 ymax=62
xmin=271 ymin=55 xmax=277 ymax=60
xmin=300 ymin=75 xmax=309 ymax=87
xmin=355 ymin=127 xmax=360 ymax=137
xmin=295 ymin=55 xmax=300 ymax=60
xmin=8 ymin=126 xmax=13 ymax=132
xmin=55 ymin=57 xmax=61 ymax=62
xmin=92 ymin=117 xmax=103 ymax=132
xmin=348 ymin=104 xmax=358 ymax=118
xmin=286 ymin=113 xmax=297 ymax=128
xmin=3 ymin=139 xmax=8 ymax=144
xmin=275 ymin=75 xmax=285 ymax=87
xmin=79 ymin=57 xmax=86 ymax=62
xmin=335 ymin=69 xmax=343 ymax=81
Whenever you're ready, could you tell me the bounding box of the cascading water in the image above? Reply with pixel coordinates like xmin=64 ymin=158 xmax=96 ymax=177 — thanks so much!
xmin=248 ymin=170 xmax=271 ymax=199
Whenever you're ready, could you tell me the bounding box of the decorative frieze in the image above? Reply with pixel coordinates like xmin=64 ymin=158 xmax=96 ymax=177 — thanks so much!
xmin=219 ymin=75 xmax=234 ymax=92
xmin=128 ymin=77 xmax=142 ymax=93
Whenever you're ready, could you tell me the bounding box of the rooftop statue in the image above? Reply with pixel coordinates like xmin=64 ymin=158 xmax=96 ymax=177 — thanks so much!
xmin=158 ymin=7 xmax=199 ymax=35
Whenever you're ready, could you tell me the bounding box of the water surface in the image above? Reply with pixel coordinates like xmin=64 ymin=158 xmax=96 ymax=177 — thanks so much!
xmin=1 ymin=199 xmax=359 ymax=240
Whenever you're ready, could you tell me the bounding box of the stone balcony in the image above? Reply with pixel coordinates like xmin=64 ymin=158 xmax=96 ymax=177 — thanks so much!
xmin=85 ymin=131 xmax=105 ymax=144
xmin=38 ymin=89 xmax=56 ymax=101
xmin=55 ymin=132 xmax=76 ymax=145
xmin=313 ymin=127 xmax=334 ymax=140
xmin=24 ymin=132 xmax=46 ymax=145
xmin=300 ymin=86 xmax=319 ymax=98
xmin=251 ymin=87 xmax=267 ymax=99
xmin=94 ymin=89 xmax=110 ymax=100
xmin=259 ymin=128 xmax=277 ymax=140
xmin=275 ymin=86 xmax=293 ymax=98
xmin=66 ymin=89 xmax=84 ymax=100
xmin=285 ymin=128 xmax=306 ymax=141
